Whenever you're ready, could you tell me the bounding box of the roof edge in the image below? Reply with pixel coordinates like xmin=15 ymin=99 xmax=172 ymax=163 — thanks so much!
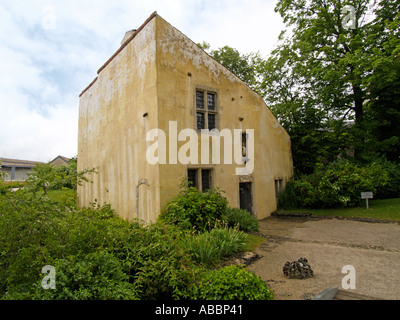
xmin=79 ymin=11 xmax=158 ymax=98
xmin=79 ymin=76 xmax=98 ymax=97
xmin=97 ymin=11 xmax=158 ymax=75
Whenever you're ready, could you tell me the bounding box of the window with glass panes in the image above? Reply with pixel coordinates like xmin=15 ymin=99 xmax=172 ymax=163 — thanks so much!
xmin=195 ymin=90 xmax=217 ymax=130
xmin=187 ymin=168 xmax=212 ymax=192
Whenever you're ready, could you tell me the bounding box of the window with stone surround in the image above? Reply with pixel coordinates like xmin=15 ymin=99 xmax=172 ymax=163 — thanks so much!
xmin=195 ymin=90 xmax=217 ymax=130
xmin=187 ymin=168 xmax=213 ymax=192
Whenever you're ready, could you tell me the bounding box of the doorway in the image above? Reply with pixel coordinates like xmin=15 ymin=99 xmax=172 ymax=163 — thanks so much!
xmin=239 ymin=182 xmax=253 ymax=215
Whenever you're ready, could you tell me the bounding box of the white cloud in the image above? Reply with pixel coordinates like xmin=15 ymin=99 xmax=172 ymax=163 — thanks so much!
xmin=0 ymin=91 xmax=78 ymax=162
xmin=0 ymin=0 xmax=285 ymax=162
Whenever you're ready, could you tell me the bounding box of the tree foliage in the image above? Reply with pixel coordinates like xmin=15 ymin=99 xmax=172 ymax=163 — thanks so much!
xmin=204 ymin=1 xmax=400 ymax=173
xmin=263 ymin=0 xmax=400 ymax=168
xmin=25 ymin=157 xmax=97 ymax=195
xmin=278 ymin=158 xmax=399 ymax=209
xmin=199 ymin=42 xmax=265 ymax=95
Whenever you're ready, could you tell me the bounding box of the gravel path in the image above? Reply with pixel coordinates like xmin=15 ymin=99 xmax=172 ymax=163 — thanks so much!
xmin=248 ymin=217 xmax=400 ymax=300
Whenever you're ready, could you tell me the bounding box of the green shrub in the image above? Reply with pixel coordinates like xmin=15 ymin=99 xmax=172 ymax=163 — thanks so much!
xmin=126 ymin=223 xmax=199 ymax=300
xmin=0 ymin=189 xmax=200 ymax=300
xmin=182 ymin=225 xmax=246 ymax=265
xmin=224 ymin=207 xmax=259 ymax=232
xmin=277 ymin=179 xmax=298 ymax=210
xmin=371 ymin=158 xmax=400 ymax=199
xmin=182 ymin=232 xmax=218 ymax=265
xmin=191 ymin=265 xmax=274 ymax=300
xmin=278 ymin=178 xmax=318 ymax=209
xmin=160 ymin=184 xmax=228 ymax=231
xmin=279 ymin=159 xmax=392 ymax=209
xmin=0 ymin=189 xmax=67 ymax=297
xmin=32 ymin=251 xmax=139 ymax=300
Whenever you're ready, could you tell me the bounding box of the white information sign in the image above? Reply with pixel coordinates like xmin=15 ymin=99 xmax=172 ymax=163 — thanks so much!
xmin=361 ymin=192 xmax=373 ymax=209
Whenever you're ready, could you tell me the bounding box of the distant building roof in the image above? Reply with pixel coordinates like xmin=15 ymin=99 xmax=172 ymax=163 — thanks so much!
xmin=0 ymin=157 xmax=42 ymax=168
xmin=50 ymin=155 xmax=71 ymax=166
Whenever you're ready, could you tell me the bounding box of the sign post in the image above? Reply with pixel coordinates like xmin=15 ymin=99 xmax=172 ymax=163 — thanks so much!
xmin=361 ymin=192 xmax=373 ymax=209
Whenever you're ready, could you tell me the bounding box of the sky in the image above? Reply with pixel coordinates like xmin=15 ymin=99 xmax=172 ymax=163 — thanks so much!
xmin=0 ymin=0 xmax=285 ymax=163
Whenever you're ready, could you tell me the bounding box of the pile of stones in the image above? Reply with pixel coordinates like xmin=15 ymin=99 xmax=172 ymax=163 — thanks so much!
xmin=283 ymin=257 xmax=314 ymax=279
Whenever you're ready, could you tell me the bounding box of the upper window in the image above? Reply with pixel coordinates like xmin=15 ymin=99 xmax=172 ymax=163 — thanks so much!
xmin=195 ymin=90 xmax=217 ymax=130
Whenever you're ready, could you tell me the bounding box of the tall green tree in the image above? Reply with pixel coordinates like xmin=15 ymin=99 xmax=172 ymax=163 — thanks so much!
xmin=199 ymin=2 xmax=399 ymax=172
xmin=260 ymin=0 xmax=400 ymax=171
xmin=362 ymin=2 xmax=400 ymax=162
xmin=199 ymin=42 xmax=264 ymax=94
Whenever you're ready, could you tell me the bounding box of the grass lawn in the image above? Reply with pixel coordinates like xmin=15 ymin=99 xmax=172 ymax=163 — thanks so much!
xmin=46 ymin=189 xmax=69 ymax=202
xmin=242 ymin=233 xmax=266 ymax=252
xmin=43 ymin=189 xmax=76 ymax=206
xmin=278 ymin=198 xmax=400 ymax=221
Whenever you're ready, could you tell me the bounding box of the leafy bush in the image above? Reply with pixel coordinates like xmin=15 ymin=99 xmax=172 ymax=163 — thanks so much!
xmin=24 ymin=158 xmax=97 ymax=195
xmin=0 ymin=188 xmax=200 ymax=300
xmin=279 ymin=159 xmax=393 ymax=209
xmin=371 ymin=158 xmax=400 ymax=199
xmin=191 ymin=265 xmax=274 ymax=300
xmin=224 ymin=207 xmax=259 ymax=232
xmin=0 ymin=188 xmax=66 ymax=297
xmin=34 ymin=251 xmax=139 ymax=300
xmin=182 ymin=224 xmax=246 ymax=265
xmin=0 ymin=177 xmax=268 ymax=300
xmin=160 ymin=184 xmax=228 ymax=231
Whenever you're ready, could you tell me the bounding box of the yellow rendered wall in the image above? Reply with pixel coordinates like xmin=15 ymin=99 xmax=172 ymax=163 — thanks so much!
xmin=155 ymin=16 xmax=293 ymax=219
xmin=78 ymin=14 xmax=293 ymax=223
xmin=78 ymin=18 xmax=160 ymax=222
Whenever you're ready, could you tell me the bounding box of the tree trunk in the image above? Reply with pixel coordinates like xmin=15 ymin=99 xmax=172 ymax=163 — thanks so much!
xmin=352 ymin=84 xmax=365 ymax=160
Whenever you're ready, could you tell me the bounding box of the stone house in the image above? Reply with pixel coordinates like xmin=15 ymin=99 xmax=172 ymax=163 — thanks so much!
xmin=77 ymin=12 xmax=293 ymax=223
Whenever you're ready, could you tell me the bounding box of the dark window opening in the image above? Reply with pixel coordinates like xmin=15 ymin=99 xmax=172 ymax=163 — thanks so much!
xmin=239 ymin=182 xmax=253 ymax=215
xmin=208 ymin=114 xmax=216 ymax=130
xmin=242 ymin=132 xmax=247 ymax=158
xmin=187 ymin=168 xmax=212 ymax=192
xmin=201 ymin=169 xmax=211 ymax=192
xmin=188 ymin=169 xmax=197 ymax=188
